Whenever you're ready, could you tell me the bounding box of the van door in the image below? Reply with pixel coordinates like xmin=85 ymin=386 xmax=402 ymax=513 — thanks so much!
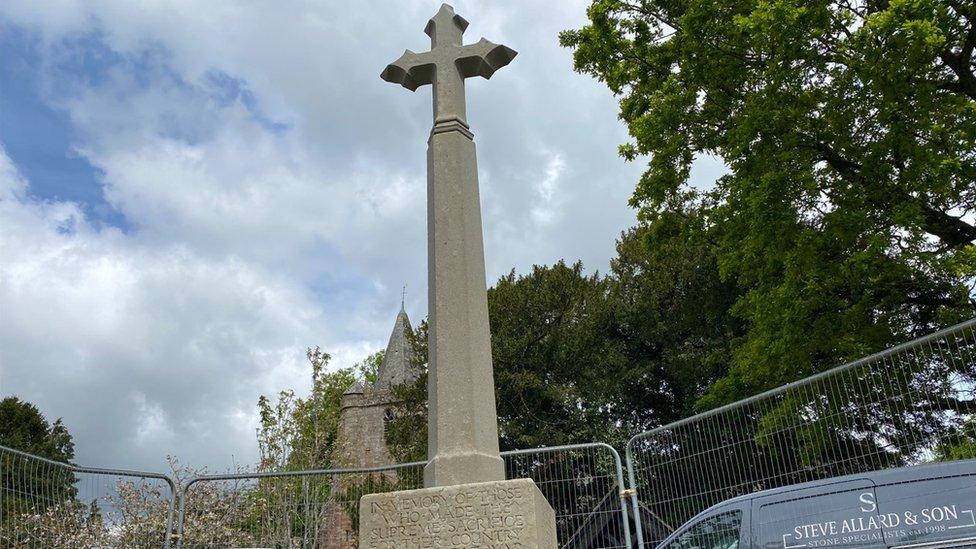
xmin=876 ymin=463 xmax=976 ymax=548
xmin=753 ymin=479 xmax=886 ymax=548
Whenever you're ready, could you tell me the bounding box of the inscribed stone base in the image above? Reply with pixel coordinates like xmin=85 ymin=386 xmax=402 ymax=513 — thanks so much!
xmin=358 ymin=478 xmax=557 ymax=548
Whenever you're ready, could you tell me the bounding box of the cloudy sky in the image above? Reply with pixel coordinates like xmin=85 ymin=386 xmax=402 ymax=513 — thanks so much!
xmin=0 ymin=0 xmax=722 ymax=472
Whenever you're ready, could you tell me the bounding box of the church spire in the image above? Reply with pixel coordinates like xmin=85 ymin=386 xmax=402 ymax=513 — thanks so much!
xmin=374 ymin=305 xmax=417 ymax=391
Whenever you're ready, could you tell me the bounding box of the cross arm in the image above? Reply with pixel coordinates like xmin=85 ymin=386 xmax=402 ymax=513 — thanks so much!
xmin=455 ymin=38 xmax=517 ymax=80
xmin=381 ymin=49 xmax=436 ymax=91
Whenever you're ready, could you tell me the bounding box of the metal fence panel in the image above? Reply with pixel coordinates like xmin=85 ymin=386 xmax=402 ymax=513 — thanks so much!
xmin=503 ymin=443 xmax=633 ymax=549
xmin=175 ymin=461 xmax=425 ymax=548
xmin=625 ymin=318 xmax=976 ymax=548
xmin=0 ymin=444 xmax=177 ymax=548
xmin=175 ymin=443 xmax=632 ymax=548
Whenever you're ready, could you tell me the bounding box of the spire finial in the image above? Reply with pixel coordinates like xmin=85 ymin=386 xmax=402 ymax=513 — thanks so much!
xmin=401 ymin=284 xmax=407 ymax=311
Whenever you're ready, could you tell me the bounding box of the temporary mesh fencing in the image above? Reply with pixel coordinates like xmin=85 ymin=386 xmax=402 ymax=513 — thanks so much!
xmin=175 ymin=461 xmax=425 ymax=548
xmin=0 ymin=442 xmax=629 ymax=548
xmin=625 ymin=318 xmax=976 ymax=548
xmin=0 ymin=445 xmax=177 ymax=548
xmin=504 ymin=444 xmax=631 ymax=548
xmin=175 ymin=443 xmax=631 ymax=548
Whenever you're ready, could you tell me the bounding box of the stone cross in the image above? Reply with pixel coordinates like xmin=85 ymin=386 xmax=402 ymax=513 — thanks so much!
xmin=364 ymin=10 xmax=555 ymax=546
xmin=381 ymin=3 xmax=516 ymax=488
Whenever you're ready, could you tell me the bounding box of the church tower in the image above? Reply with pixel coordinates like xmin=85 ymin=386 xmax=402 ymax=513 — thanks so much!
xmin=321 ymin=305 xmax=418 ymax=549
xmin=333 ymin=304 xmax=417 ymax=469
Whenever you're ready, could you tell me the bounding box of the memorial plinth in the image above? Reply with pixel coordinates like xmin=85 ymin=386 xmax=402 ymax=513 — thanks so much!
xmin=359 ymin=478 xmax=557 ymax=548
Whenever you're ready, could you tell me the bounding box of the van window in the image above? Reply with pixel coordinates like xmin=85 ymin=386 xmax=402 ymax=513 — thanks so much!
xmin=659 ymin=510 xmax=742 ymax=549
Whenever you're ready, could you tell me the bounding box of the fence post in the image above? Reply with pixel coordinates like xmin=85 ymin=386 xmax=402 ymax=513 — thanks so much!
xmin=163 ymin=475 xmax=177 ymax=549
xmin=603 ymin=442 xmax=635 ymax=549
xmin=625 ymin=435 xmax=646 ymax=549
xmin=174 ymin=476 xmax=196 ymax=549
xmin=501 ymin=442 xmax=633 ymax=548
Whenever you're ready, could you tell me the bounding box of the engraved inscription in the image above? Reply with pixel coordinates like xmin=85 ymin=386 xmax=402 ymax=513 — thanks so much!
xmin=361 ymin=482 xmax=536 ymax=548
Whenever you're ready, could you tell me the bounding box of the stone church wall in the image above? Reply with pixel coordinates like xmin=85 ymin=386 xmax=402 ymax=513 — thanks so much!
xmin=333 ymin=390 xmax=396 ymax=469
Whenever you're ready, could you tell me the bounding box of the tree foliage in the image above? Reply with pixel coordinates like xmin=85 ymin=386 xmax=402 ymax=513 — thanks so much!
xmin=385 ymin=229 xmax=741 ymax=453
xmin=938 ymin=417 xmax=976 ymax=460
xmin=610 ymin=213 xmax=741 ymax=425
xmin=490 ymin=261 xmax=627 ymax=448
xmin=0 ymin=397 xmax=74 ymax=462
xmin=256 ymin=348 xmax=358 ymax=472
xmin=561 ymin=0 xmax=976 ymax=406
xmin=0 ymin=397 xmax=77 ymax=529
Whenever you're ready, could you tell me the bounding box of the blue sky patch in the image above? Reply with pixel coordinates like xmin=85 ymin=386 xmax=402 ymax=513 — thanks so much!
xmin=0 ymin=22 xmax=289 ymax=232
xmin=0 ymin=23 xmax=128 ymax=230
xmin=205 ymin=71 xmax=291 ymax=134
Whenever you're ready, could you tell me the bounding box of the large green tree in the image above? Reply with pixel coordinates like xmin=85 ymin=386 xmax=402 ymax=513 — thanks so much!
xmin=610 ymin=210 xmax=741 ymax=424
xmin=489 ymin=261 xmax=627 ymax=448
xmin=385 ymin=263 xmax=627 ymax=454
xmin=0 ymin=397 xmax=77 ymax=529
xmin=562 ymin=0 xmax=976 ymax=405
xmin=386 ymin=234 xmax=741 ymax=454
xmin=0 ymin=397 xmax=74 ymax=461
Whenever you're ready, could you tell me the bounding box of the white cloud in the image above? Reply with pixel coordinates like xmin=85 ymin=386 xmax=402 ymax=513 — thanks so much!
xmin=0 ymin=0 xmax=668 ymax=471
xmin=530 ymin=151 xmax=566 ymax=226
xmin=0 ymin=146 xmax=376 ymax=468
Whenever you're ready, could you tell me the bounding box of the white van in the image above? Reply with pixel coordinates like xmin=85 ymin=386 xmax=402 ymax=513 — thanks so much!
xmin=653 ymin=459 xmax=976 ymax=549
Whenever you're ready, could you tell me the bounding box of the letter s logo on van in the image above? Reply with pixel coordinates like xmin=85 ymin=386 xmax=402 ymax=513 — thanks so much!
xmin=859 ymin=492 xmax=876 ymax=513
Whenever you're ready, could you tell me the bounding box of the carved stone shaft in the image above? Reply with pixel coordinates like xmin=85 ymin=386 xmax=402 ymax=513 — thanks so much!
xmin=425 ymin=117 xmax=504 ymax=486
xmin=381 ymin=3 xmax=516 ymax=488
